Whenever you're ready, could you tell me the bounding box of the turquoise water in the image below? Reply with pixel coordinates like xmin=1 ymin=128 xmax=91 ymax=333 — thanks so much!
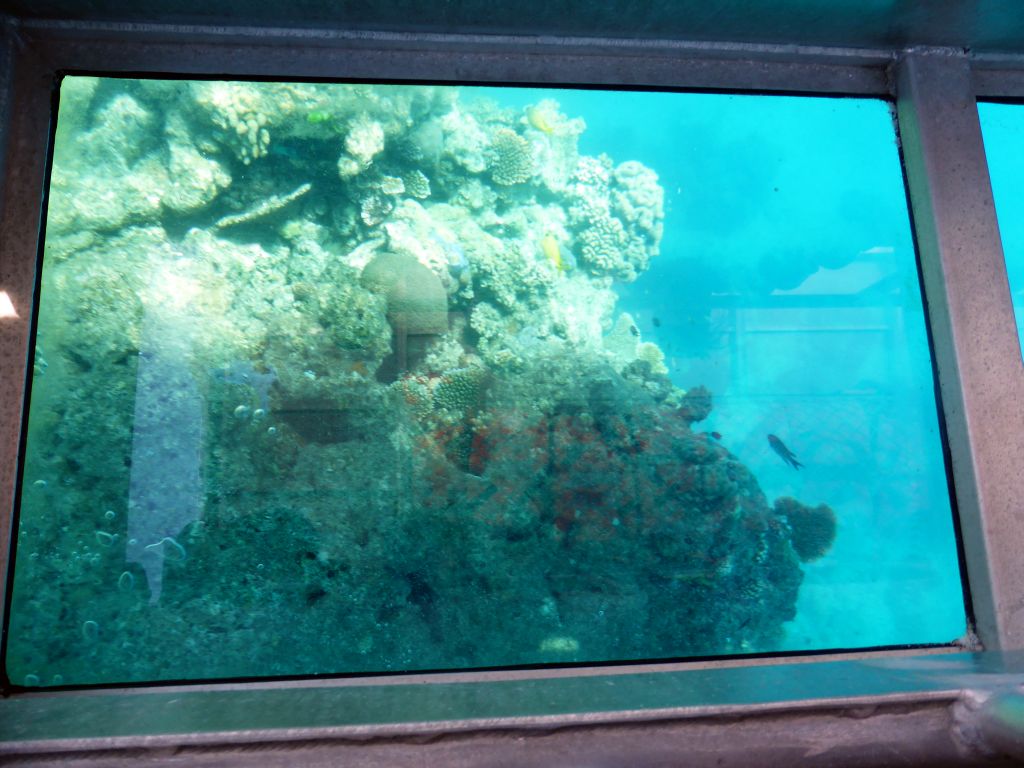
xmin=564 ymin=91 xmax=965 ymax=651
xmin=5 ymin=78 xmax=965 ymax=687
xmin=979 ymin=102 xmax=1024 ymax=352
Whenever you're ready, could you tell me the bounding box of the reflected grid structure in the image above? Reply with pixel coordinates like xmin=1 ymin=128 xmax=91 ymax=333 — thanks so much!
xmin=4 ymin=2 xmax=1024 ymax=765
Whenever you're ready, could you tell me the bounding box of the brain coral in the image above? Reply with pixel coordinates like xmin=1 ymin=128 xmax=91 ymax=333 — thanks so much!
xmin=488 ymin=128 xmax=535 ymax=186
xmin=433 ymin=366 xmax=489 ymax=414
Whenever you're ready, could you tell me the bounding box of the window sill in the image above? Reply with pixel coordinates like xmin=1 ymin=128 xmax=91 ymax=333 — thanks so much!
xmin=3 ymin=649 xmax=1023 ymax=766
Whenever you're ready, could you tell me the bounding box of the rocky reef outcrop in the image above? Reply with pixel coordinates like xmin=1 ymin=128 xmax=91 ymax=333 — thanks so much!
xmin=7 ymin=78 xmax=832 ymax=685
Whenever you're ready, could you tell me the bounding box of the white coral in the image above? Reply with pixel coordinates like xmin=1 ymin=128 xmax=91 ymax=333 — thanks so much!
xmin=524 ymin=100 xmax=587 ymax=193
xmin=612 ymin=160 xmax=665 ymax=242
xmin=344 ymin=116 xmax=385 ymax=166
xmin=440 ymin=106 xmax=488 ymax=174
xmin=163 ymin=142 xmax=231 ymax=213
xmin=566 ymin=154 xmax=664 ymax=281
xmin=637 ymin=341 xmax=669 ymax=375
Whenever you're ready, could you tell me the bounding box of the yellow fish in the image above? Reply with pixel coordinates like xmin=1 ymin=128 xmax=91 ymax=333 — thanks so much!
xmin=541 ymin=233 xmax=575 ymax=272
xmin=527 ymin=105 xmax=556 ymax=135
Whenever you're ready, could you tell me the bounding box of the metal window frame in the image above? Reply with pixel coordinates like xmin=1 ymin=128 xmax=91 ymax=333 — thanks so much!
xmin=3 ymin=19 xmax=1024 ymax=766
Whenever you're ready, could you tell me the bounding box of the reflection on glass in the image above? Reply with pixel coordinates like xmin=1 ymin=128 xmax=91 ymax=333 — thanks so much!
xmin=5 ymin=78 xmax=965 ymax=686
xmin=979 ymin=102 xmax=1024 ymax=354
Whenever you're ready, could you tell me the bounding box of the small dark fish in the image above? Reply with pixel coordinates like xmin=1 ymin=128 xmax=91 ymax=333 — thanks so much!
xmin=652 ymin=317 xmax=662 ymax=328
xmin=709 ymin=431 xmax=722 ymax=440
xmin=767 ymin=434 xmax=803 ymax=470
xmin=630 ymin=325 xmax=639 ymax=337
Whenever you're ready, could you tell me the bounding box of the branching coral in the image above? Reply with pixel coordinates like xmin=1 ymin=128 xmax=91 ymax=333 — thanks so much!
xmin=567 ymin=155 xmax=664 ymax=281
xmin=193 ymin=82 xmax=272 ymax=165
xmin=215 ymin=183 xmax=311 ymax=229
xmin=574 ymin=154 xmax=613 ymax=188
xmin=570 ymin=200 xmax=632 ymax=277
xmin=472 ymin=240 xmax=547 ymax=309
xmin=488 ymin=128 xmax=535 ymax=186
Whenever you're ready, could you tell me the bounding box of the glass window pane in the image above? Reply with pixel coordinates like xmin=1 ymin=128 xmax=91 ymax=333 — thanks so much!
xmin=5 ymin=77 xmax=966 ymax=687
xmin=978 ymin=102 xmax=1024 ymax=353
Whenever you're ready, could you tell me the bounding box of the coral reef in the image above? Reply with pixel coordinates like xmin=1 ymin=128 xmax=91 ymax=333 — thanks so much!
xmin=677 ymin=385 xmax=714 ymax=425
xmin=566 ymin=154 xmax=664 ymax=281
xmin=6 ymin=78 xmax=834 ymax=687
xmin=432 ymin=365 xmax=489 ymax=415
xmin=440 ymin=105 xmax=489 ymax=173
xmin=215 ymin=182 xmax=311 ymax=229
xmin=193 ymin=81 xmax=272 ymax=165
xmin=339 ymin=115 xmax=386 ymax=178
xmin=488 ymin=127 xmax=535 ymax=185
xmin=403 ymin=169 xmax=431 ymax=199
xmin=317 ymin=261 xmax=393 ymax=361
xmin=775 ymin=497 xmax=838 ymax=562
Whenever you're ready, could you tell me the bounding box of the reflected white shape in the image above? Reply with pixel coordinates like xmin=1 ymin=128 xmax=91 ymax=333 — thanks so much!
xmin=0 ymin=290 xmax=18 ymax=318
xmin=126 ymin=263 xmax=204 ymax=605
xmin=772 ymin=260 xmax=895 ymax=296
